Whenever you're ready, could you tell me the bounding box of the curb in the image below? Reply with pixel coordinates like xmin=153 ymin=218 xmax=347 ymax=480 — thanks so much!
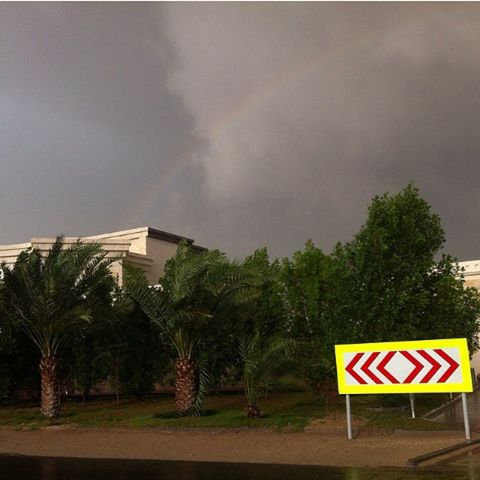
xmin=406 ymin=438 xmax=480 ymax=467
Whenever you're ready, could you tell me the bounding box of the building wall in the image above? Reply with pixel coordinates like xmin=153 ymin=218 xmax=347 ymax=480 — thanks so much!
xmin=465 ymin=278 xmax=480 ymax=290
xmin=459 ymin=260 xmax=480 ymax=376
xmin=88 ymin=228 xmax=148 ymax=255
xmin=0 ymin=242 xmax=36 ymax=266
xmin=144 ymin=236 xmax=179 ymax=284
xmin=0 ymin=226 xmax=204 ymax=287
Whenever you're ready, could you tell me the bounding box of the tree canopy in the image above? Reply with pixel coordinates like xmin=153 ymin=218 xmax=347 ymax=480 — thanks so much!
xmin=0 ymin=183 xmax=479 ymax=416
xmin=326 ymin=184 xmax=480 ymax=353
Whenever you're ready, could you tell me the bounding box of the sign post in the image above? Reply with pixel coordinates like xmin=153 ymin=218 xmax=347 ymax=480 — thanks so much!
xmin=461 ymin=392 xmax=471 ymax=441
xmin=409 ymin=393 xmax=415 ymax=419
xmin=345 ymin=394 xmax=353 ymax=440
xmin=335 ymin=338 xmax=473 ymax=440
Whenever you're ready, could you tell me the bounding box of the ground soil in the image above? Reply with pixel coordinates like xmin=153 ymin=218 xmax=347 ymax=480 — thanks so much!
xmin=0 ymin=414 xmax=465 ymax=467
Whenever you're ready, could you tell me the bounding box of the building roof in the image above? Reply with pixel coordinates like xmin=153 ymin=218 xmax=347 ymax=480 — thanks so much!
xmin=87 ymin=226 xmax=205 ymax=250
xmin=0 ymin=226 xmax=206 ymax=267
xmin=459 ymin=260 xmax=480 ymax=277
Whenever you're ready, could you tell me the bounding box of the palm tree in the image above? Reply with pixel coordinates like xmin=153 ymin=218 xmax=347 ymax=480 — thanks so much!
xmin=127 ymin=242 xmax=258 ymax=416
xmin=238 ymin=248 xmax=295 ymax=417
xmin=241 ymin=332 xmax=295 ymax=418
xmin=1 ymin=237 xmax=114 ymax=418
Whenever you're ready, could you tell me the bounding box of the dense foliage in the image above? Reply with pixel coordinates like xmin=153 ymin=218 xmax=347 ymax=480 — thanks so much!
xmin=0 ymin=184 xmax=479 ymax=417
xmin=326 ymin=184 xmax=480 ymax=348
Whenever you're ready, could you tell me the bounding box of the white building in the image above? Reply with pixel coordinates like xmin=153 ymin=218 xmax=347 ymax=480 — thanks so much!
xmin=459 ymin=260 xmax=480 ymax=375
xmin=0 ymin=226 xmax=204 ymax=286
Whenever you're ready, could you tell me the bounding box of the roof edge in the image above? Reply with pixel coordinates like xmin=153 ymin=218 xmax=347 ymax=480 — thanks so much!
xmin=147 ymin=227 xmax=195 ymax=245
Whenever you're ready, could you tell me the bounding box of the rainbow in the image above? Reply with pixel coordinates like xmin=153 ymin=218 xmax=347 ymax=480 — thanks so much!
xmin=124 ymin=7 xmax=444 ymax=226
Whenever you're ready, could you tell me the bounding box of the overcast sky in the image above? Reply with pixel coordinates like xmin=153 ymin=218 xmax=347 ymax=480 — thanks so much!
xmin=1 ymin=3 xmax=480 ymax=260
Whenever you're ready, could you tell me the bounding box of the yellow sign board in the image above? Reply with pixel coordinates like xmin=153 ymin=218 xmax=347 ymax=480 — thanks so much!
xmin=335 ymin=338 xmax=472 ymax=394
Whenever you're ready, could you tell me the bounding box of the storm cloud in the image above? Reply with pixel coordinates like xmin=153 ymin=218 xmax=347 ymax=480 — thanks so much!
xmin=1 ymin=3 xmax=480 ymax=260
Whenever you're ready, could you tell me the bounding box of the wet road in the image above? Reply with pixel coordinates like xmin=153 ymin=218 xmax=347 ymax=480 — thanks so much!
xmin=434 ymin=445 xmax=480 ymax=479
xmin=0 ymin=455 xmax=475 ymax=480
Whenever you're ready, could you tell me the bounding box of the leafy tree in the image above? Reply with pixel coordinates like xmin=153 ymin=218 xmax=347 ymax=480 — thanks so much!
xmin=127 ymin=242 xmax=258 ymax=416
xmin=65 ymin=287 xmax=168 ymax=403
xmin=242 ymin=248 xmax=285 ymax=337
xmin=281 ymin=241 xmax=329 ymax=335
xmin=68 ymin=330 xmax=100 ymax=402
xmin=119 ymin=302 xmax=170 ymax=399
xmin=0 ymin=314 xmax=17 ymax=401
xmin=280 ymin=241 xmax=332 ymax=386
xmin=326 ymin=184 xmax=480 ymax=352
xmin=196 ymin=309 xmax=242 ymax=392
xmin=1 ymin=237 xmax=114 ymax=417
xmin=65 ymin=294 xmax=117 ymax=402
xmin=0 ymin=314 xmax=40 ymax=403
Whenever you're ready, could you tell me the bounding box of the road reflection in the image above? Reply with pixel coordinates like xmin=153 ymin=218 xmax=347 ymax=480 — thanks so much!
xmin=434 ymin=445 xmax=480 ymax=480
xmin=0 ymin=454 xmax=474 ymax=480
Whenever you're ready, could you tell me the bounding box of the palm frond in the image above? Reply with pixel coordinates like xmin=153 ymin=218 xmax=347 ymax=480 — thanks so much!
xmin=242 ymin=332 xmax=296 ymax=406
xmin=2 ymin=237 xmax=115 ymax=357
xmin=191 ymin=351 xmax=212 ymax=416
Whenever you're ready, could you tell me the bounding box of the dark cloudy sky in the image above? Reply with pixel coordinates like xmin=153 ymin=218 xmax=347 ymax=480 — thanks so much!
xmin=1 ymin=3 xmax=480 ymax=260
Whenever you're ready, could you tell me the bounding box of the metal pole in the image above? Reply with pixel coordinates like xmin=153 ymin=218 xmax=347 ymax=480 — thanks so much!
xmin=346 ymin=394 xmax=353 ymax=440
xmin=462 ymin=392 xmax=471 ymax=441
xmin=409 ymin=393 xmax=415 ymax=419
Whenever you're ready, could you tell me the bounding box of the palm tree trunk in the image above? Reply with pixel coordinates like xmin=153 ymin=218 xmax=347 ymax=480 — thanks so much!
xmin=247 ymin=404 xmax=261 ymax=418
xmin=175 ymin=357 xmax=197 ymax=415
xmin=39 ymin=357 xmax=61 ymax=418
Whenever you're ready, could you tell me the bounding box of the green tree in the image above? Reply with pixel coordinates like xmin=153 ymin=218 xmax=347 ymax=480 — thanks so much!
xmin=242 ymin=248 xmax=285 ymax=337
xmin=0 ymin=314 xmax=40 ymax=403
xmin=127 ymin=242 xmax=258 ymax=416
xmin=1 ymin=237 xmax=114 ymax=417
xmin=327 ymin=184 xmax=480 ymax=351
xmin=119 ymin=303 xmax=168 ymax=399
xmin=280 ymin=241 xmax=332 ymax=386
xmin=68 ymin=330 xmax=99 ymax=402
xmin=0 ymin=314 xmax=18 ymax=401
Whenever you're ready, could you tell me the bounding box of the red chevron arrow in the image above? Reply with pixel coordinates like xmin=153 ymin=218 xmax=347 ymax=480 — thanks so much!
xmin=400 ymin=350 xmax=424 ymax=383
xmin=346 ymin=352 xmax=367 ymax=384
xmin=434 ymin=349 xmax=460 ymax=382
xmin=360 ymin=351 xmax=382 ymax=384
xmin=377 ymin=351 xmax=399 ymax=384
xmin=417 ymin=350 xmax=441 ymax=383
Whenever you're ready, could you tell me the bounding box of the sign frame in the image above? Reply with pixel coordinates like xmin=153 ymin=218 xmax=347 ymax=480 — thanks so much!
xmin=334 ymin=338 xmax=473 ymax=440
xmin=335 ymin=338 xmax=472 ymax=395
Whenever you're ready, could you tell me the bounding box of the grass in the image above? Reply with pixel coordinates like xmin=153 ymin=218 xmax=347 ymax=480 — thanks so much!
xmin=0 ymin=391 xmax=454 ymax=433
xmin=364 ymin=411 xmax=454 ymax=432
xmin=0 ymin=391 xmax=327 ymax=432
xmin=350 ymin=393 xmax=456 ymax=433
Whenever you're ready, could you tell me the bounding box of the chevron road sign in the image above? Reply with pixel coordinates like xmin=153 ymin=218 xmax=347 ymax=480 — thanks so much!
xmin=335 ymin=338 xmax=472 ymax=395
